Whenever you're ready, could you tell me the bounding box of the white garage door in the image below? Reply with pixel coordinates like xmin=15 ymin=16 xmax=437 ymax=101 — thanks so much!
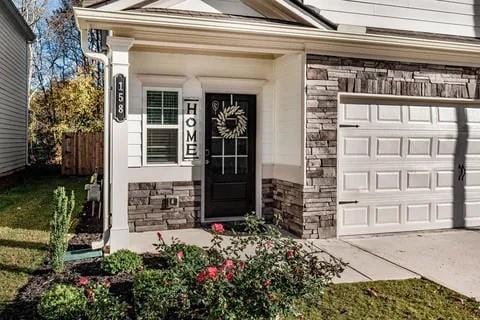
xmin=338 ymin=99 xmax=480 ymax=236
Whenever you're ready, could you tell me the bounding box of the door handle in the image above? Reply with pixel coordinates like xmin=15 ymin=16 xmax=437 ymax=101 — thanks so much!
xmin=339 ymin=124 xmax=360 ymax=128
xmin=458 ymin=164 xmax=466 ymax=181
xmin=205 ymin=149 xmax=210 ymax=165
xmin=339 ymin=200 xmax=358 ymax=205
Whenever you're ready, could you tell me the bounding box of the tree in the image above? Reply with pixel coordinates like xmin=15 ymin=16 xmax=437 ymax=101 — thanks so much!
xmin=29 ymin=74 xmax=104 ymax=163
xmin=15 ymin=0 xmax=106 ymax=164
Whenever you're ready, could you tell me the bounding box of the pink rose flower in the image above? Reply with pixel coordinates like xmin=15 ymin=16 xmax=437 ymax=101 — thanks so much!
xmin=78 ymin=277 xmax=89 ymax=286
xmin=222 ymin=259 xmax=235 ymax=270
xmin=206 ymin=266 xmax=219 ymax=280
xmin=225 ymin=271 xmax=234 ymax=282
xmin=211 ymin=223 xmax=225 ymax=234
xmin=263 ymin=279 xmax=272 ymax=287
xmin=196 ymin=271 xmax=207 ymax=284
xmin=176 ymin=251 xmax=184 ymax=262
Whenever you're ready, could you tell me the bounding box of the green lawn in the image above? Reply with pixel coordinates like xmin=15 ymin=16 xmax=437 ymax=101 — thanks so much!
xmin=291 ymin=279 xmax=480 ymax=320
xmin=0 ymin=172 xmax=86 ymax=310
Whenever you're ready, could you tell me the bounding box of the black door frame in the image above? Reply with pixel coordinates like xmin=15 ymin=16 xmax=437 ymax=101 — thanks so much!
xmin=203 ymin=93 xmax=257 ymax=221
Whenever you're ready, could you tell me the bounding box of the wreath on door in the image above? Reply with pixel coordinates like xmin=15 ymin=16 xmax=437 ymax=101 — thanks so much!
xmin=216 ymin=106 xmax=247 ymax=139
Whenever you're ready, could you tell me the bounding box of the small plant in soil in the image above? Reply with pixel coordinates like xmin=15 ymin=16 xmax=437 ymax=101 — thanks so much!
xmin=49 ymin=186 xmax=75 ymax=273
xmin=101 ymin=249 xmax=144 ymax=275
xmin=37 ymin=284 xmax=86 ymax=320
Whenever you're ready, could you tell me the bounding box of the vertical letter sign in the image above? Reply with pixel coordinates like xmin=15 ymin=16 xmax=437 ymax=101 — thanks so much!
xmin=183 ymin=98 xmax=200 ymax=163
xmin=114 ymin=74 xmax=126 ymax=122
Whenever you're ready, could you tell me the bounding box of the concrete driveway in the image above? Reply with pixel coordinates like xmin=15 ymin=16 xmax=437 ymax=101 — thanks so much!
xmin=344 ymin=229 xmax=480 ymax=300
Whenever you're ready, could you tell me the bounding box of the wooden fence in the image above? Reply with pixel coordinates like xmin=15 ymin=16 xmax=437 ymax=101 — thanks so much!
xmin=62 ymin=132 xmax=104 ymax=176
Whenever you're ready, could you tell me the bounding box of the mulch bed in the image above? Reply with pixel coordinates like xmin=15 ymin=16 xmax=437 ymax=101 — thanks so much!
xmin=68 ymin=201 xmax=102 ymax=251
xmin=0 ymin=254 xmax=164 ymax=319
xmin=0 ymin=201 xmax=109 ymax=319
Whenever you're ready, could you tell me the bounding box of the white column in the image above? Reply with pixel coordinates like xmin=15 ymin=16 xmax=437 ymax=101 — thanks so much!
xmin=107 ymin=37 xmax=134 ymax=252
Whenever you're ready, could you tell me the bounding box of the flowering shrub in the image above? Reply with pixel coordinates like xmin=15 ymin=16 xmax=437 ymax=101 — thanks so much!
xmin=134 ymin=215 xmax=344 ymax=320
xmin=80 ymin=278 xmax=129 ymax=320
xmin=133 ymin=269 xmax=191 ymax=320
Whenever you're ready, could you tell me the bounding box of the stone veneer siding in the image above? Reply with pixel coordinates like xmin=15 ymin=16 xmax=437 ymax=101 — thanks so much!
xmin=129 ymin=180 xmax=280 ymax=232
xmin=262 ymin=179 xmax=274 ymax=221
xmin=128 ymin=181 xmax=201 ymax=232
xmin=305 ymin=54 xmax=480 ymax=239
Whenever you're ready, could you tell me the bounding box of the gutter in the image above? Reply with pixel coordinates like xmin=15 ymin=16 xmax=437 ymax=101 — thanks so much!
xmin=79 ymin=28 xmax=111 ymax=251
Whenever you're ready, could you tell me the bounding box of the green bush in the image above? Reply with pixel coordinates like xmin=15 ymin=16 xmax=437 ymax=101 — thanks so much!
xmin=49 ymin=187 xmax=75 ymax=273
xmin=133 ymin=270 xmax=190 ymax=320
xmin=84 ymin=282 xmax=129 ymax=320
xmin=37 ymin=284 xmax=86 ymax=320
xmin=101 ymin=249 xmax=143 ymax=275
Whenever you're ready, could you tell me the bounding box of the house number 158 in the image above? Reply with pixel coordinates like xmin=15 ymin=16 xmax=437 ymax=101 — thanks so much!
xmin=114 ymin=74 xmax=127 ymax=123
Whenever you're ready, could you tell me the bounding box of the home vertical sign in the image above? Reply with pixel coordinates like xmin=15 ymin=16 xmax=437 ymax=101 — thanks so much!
xmin=183 ymin=98 xmax=200 ymax=163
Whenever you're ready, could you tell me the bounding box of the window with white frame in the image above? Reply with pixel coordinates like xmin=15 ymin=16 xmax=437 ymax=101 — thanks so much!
xmin=143 ymin=88 xmax=182 ymax=165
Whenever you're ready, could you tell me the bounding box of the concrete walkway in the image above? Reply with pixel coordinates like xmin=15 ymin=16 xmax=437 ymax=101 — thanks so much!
xmin=308 ymin=239 xmax=417 ymax=283
xmin=129 ymin=229 xmax=417 ymax=284
xmin=345 ymin=229 xmax=480 ymax=300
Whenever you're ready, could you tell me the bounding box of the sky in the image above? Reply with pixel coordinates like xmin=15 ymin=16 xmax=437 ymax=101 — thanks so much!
xmin=47 ymin=0 xmax=60 ymax=13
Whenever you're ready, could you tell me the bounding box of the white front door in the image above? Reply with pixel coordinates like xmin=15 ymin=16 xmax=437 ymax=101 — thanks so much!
xmin=337 ymin=99 xmax=480 ymax=236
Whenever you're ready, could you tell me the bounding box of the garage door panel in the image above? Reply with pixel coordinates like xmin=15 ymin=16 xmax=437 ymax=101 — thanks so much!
xmin=343 ymin=103 xmax=370 ymax=122
xmin=338 ymin=101 xmax=480 ymax=236
xmin=343 ymin=171 xmax=370 ymax=192
xmin=406 ymin=204 xmax=431 ymax=223
xmin=377 ymin=104 xmax=402 ymax=123
xmin=436 ymin=171 xmax=455 ymax=189
xmin=436 ymin=203 xmax=454 ymax=221
xmin=437 ymin=107 xmax=457 ymax=123
xmin=343 ymin=137 xmax=370 ymax=157
xmin=375 ymin=205 xmax=401 ymax=225
xmin=376 ymin=171 xmax=401 ymax=191
xmin=407 ymin=138 xmax=432 ymax=157
xmin=377 ymin=137 xmax=402 ymax=157
xmin=408 ymin=106 xmax=433 ymax=123
xmin=406 ymin=171 xmax=431 ymax=190
xmin=343 ymin=206 xmax=369 ymax=227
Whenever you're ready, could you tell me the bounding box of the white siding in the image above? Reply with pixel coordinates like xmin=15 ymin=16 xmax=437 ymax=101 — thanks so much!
xmin=127 ymin=51 xmax=274 ymax=175
xmin=305 ymin=0 xmax=480 ymax=37
xmin=126 ymin=51 xmax=305 ymax=184
xmin=0 ymin=4 xmax=28 ymax=177
xmin=273 ymin=54 xmax=303 ymax=167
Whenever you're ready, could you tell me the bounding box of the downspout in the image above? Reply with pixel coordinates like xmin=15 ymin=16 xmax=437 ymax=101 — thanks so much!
xmin=80 ymin=28 xmax=111 ymax=250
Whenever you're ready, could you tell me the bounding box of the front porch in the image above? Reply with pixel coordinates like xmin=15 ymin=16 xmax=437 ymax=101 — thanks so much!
xmin=104 ymin=33 xmax=308 ymax=251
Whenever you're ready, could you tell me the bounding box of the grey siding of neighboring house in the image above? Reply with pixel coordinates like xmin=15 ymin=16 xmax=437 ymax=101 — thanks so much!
xmin=0 ymin=4 xmax=29 ymax=177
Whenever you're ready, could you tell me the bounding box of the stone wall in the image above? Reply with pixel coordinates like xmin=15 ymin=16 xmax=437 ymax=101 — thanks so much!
xmin=262 ymin=179 xmax=274 ymax=221
xmin=128 ymin=181 xmax=201 ymax=232
xmin=304 ymin=54 xmax=480 ymax=239
xmin=269 ymin=179 xmax=305 ymax=237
